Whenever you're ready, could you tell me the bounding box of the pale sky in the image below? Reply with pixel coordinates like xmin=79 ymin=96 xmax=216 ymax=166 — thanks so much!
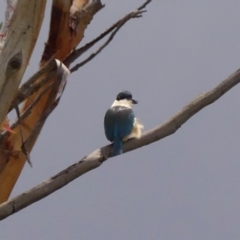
xmin=1 ymin=1 xmax=240 ymax=239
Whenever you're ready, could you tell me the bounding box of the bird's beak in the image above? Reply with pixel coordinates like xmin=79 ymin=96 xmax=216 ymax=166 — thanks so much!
xmin=132 ymin=99 xmax=138 ymax=104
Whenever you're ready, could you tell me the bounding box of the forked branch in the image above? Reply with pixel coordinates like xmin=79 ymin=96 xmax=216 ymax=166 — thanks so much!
xmin=10 ymin=0 xmax=152 ymax=109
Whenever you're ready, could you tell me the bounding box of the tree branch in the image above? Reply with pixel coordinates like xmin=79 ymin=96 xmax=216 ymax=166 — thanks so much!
xmin=9 ymin=59 xmax=57 ymax=113
xmin=65 ymin=0 xmax=151 ymax=67
xmin=0 ymin=67 xmax=240 ymax=220
xmin=8 ymin=0 xmax=152 ymax=111
xmin=70 ymin=8 xmax=146 ymax=72
xmin=1 ymin=83 xmax=54 ymax=141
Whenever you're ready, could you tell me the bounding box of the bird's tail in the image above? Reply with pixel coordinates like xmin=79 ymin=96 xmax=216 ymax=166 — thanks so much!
xmin=113 ymin=137 xmax=122 ymax=156
xmin=113 ymin=125 xmax=122 ymax=156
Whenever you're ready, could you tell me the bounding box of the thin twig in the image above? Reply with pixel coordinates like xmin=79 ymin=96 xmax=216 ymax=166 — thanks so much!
xmin=138 ymin=0 xmax=152 ymax=10
xmin=12 ymin=100 xmax=32 ymax=167
xmin=70 ymin=22 xmax=124 ymax=72
xmin=65 ymin=0 xmax=151 ymax=66
xmin=70 ymin=9 xmax=147 ymax=72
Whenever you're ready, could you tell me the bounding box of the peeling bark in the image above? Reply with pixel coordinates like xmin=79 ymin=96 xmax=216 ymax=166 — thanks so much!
xmin=0 ymin=0 xmax=46 ymax=126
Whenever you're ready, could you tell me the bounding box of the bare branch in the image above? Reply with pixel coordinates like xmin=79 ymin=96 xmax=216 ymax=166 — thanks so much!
xmin=23 ymin=60 xmax=70 ymax=152
xmin=12 ymin=99 xmax=32 ymax=167
xmin=9 ymin=0 xmax=151 ymax=106
xmin=70 ymin=9 xmax=146 ymax=72
xmin=65 ymin=0 xmax=151 ymax=67
xmin=1 ymin=83 xmax=54 ymax=141
xmin=0 ymin=67 xmax=240 ymax=220
xmin=8 ymin=59 xmax=57 ymax=113
xmin=70 ymin=22 xmax=123 ymax=72
xmin=138 ymin=0 xmax=152 ymax=10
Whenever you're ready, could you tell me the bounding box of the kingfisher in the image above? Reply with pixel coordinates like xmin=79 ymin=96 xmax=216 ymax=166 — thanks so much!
xmin=104 ymin=91 xmax=144 ymax=156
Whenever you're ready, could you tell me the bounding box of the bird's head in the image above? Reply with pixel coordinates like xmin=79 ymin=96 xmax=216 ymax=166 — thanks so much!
xmin=111 ymin=91 xmax=138 ymax=108
xmin=117 ymin=90 xmax=138 ymax=103
xmin=110 ymin=90 xmax=138 ymax=108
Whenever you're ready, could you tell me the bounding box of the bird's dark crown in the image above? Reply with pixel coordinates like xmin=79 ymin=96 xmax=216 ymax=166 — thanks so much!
xmin=116 ymin=91 xmax=133 ymax=101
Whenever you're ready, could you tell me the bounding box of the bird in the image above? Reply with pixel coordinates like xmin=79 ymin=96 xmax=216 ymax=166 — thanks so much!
xmin=104 ymin=91 xmax=144 ymax=156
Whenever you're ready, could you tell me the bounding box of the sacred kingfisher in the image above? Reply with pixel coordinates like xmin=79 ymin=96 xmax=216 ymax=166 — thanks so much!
xmin=104 ymin=91 xmax=144 ymax=156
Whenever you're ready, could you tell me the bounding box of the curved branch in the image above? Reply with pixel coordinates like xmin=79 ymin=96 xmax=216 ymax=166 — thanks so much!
xmin=0 ymin=67 xmax=240 ymax=220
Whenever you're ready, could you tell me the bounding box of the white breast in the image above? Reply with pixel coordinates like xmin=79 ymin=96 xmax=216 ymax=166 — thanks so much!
xmin=111 ymin=99 xmax=132 ymax=108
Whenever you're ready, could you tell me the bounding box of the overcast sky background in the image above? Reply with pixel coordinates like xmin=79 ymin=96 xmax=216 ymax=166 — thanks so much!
xmin=1 ymin=0 xmax=240 ymax=239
